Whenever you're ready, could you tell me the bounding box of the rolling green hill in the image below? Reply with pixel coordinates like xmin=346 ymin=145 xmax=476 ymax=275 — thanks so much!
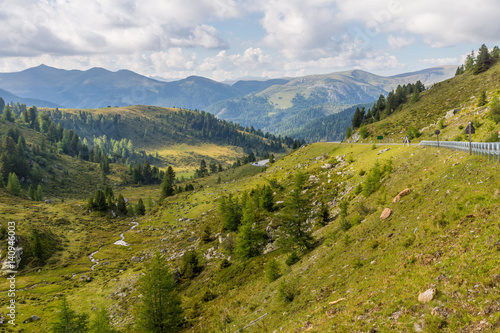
xmin=39 ymin=105 xmax=290 ymax=173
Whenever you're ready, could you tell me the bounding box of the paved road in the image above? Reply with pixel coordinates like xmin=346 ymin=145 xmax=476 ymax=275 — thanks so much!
xmin=251 ymin=159 xmax=270 ymax=167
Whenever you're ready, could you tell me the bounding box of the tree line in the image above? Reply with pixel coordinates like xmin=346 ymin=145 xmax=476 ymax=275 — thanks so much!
xmin=456 ymin=44 xmax=500 ymax=76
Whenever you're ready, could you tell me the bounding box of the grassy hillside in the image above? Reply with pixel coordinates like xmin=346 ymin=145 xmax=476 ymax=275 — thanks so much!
xmin=3 ymin=140 xmax=500 ymax=332
xmin=351 ymin=61 xmax=500 ymax=144
xmin=39 ymin=105 xmax=289 ymax=173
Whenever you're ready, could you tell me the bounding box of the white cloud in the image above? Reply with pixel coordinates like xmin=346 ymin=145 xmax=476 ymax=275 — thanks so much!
xmin=419 ymin=57 xmax=459 ymax=66
xmin=387 ymin=35 xmax=415 ymax=49
xmin=0 ymin=0 xmax=239 ymax=56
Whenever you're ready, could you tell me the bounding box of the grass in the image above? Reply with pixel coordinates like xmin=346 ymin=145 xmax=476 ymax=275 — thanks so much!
xmin=3 ymin=139 xmax=500 ymax=332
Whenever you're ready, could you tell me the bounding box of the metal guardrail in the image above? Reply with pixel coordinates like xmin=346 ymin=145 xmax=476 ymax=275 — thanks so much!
xmin=420 ymin=140 xmax=500 ymax=162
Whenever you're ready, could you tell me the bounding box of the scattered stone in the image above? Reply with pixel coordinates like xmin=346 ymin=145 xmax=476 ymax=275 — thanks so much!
xmin=130 ymin=256 xmax=144 ymax=263
xmin=445 ymin=108 xmax=460 ymax=119
xmin=418 ymin=287 xmax=436 ymax=303
xmin=44 ymin=199 xmax=52 ymax=204
xmin=414 ymin=322 xmax=424 ymax=332
xmin=380 ymin=208 xmax=392 ymax=219
xmin=79 ymin=275 xmax=92 ymax=282
xmin=377 ymin=148 xmax=390 ymax=155
xmin=392 ymin=188 xmax=411 ymax=203
xmin=23 ymin=315 xmax=40 ymax=323
xmin=303 ymin=321 xmax=313 ymax=330
xmin=187 ymin=236 xmax=198 ymax=242
xmin=321 ymin=163 xmax=333 ymax=169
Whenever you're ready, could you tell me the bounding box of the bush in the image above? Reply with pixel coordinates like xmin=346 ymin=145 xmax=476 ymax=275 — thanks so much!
xmin=218 ymin=259 xmax=231 ymax=270
xmin=278 ymin=279 xmax=298 ymax=303
xmin=490 ymin=97 xmax=500 ymax=123
xmin=339 ymin=217 xmax=352 ymax=231
xmin=285 ymin=252 xmax=300 ymax=266
xmin=359 ymin=126 xmax=368 ymax=139
xmin=266 ymin=258 xmax=281 ymax=282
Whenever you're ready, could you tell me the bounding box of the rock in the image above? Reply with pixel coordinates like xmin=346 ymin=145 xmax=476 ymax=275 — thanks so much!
xmin=377 ymin=148 xmax=390 ymax=155
xmin=23 ymin=315 xmax=40 ymax=323
xmin=418 ymin=288 xmax=436 ymax=303
xmin=321 ymin=163 xmax=333 ymax=169
xmin=303 ymin=321 xmax=313 ymax=330
xmin=392 ymin=188 xmax=411 ymax=203
xmin=79 ymin=275 xmax=92 ymax=282
xmin=44 ymin=199 xmax=52 ymax=203
xmin=380 ymin=208 xmax=392 ymax=219
xmin=445 ymin=108 xmax=460 ymax=119
xmin=187 ymin=236 xmax=198 ymax=242
xmin=130 ymin=256 xmax=144 ymax=263
xmin=263 ymin=242 xmax=277 ymax=254
xmin=111 ymin=210 xmax=116 ymax=218
xmin=413 ymin=322 xmax=423 ymax=332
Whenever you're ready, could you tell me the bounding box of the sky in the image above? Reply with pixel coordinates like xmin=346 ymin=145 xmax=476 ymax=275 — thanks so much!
xmin=1 ymin=0 xmax=500 ymax=81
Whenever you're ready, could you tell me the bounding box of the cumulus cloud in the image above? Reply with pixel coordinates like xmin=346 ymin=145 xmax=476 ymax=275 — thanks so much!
xmin=0 ymin=0 xmax=238 ymax=56
xmin=387 ymin=35 xmax=415 ymax=49
xmin=419 ymin=57 xmax=459 ymax=66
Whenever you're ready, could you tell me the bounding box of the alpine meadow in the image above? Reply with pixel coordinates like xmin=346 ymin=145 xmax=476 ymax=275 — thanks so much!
xmin=1 ymin=2 xmax=500 ymax=333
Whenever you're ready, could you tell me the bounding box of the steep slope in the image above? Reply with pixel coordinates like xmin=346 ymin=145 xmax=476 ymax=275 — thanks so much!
xmin=349 ymin=61 xmax=500 ymax=144
xmin=5 ymin=141 xmax=500 ymax=332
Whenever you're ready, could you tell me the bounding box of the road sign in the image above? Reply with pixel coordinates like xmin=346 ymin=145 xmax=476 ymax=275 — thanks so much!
xmin=435 ymin=130 xmax=440 ymax=135
xmin=377 ymin=135 xmax=383 ymax=140
xmin=464 ymin=122 xmax=475 ymax=134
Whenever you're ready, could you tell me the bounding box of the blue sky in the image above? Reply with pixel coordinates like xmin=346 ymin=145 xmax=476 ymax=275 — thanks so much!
xmin=0 ymin=0 xmax=499 ymax=81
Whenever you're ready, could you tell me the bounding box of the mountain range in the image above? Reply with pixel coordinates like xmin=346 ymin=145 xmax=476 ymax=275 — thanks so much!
xmin=0 ymin=64 xmax=456 ymax=138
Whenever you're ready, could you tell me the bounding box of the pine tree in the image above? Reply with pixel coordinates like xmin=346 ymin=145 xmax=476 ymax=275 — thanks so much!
xmin=316 ymin=201 xmax=330 ymax=227
xmin=94 ymin=190 xmax=107 ymax=211
xmin=266 ymin=258 xmax=281 ymax=282
xmin=36 ymin=185 xmax=43 ymax=202
xmin=136 ymin=198 xmax=146 ymax=216
xmin=117 ymin=194 xmax=127 ymax=215
xmin=30 ymin=229 xmax=43 ymax=260
xmin=269 ymin=154 xmax=275 ymax=164
xmin=478 ymin=90 xmax=488 ymax=107
xmin=89 ymin=307 xmax=117 ymax=333
xmin=260 ymin=185 xmax=274 ymax=212
xmin=474 ymin=44 xmax=493 ymax=74
xmin=137 ymin=252 xmax=184 ymax=333
xmin=179 ymin=251 xmax=202 ymax=280
xmin=278 ymin=172 xmax=315 ymax=252
xmin=6 ymin=172 xmax=21 ymax=196
xmin=199 ymin=159 xmax=208 ymax=177
xmin=160 ymin=166 xmax=176 ymax=200
xmin=234 ymin=201 xmax=267 ymax=259
xmin=51 ymin=297 xmax=89 ymax=333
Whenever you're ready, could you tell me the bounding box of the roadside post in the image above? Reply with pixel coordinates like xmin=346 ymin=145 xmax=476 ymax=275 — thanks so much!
xmin=464 ymin=122 xmax=475 ymax=155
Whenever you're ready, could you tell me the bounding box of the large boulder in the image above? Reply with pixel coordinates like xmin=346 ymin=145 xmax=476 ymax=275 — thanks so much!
xmin=380 ymin=208 xmax=392 ymax=220
xmin=392 ymin=188 xmax=411 ymax=203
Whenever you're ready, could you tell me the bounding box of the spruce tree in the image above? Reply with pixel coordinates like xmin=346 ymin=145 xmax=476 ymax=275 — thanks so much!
xmin=260 ymin=185 xmax=274 ymax=212
xmin=89 ymin=307 xmax=117 ymax=333
xmin=94 ymin=190 xmax=107 ymax=211
xmin=117 ymin=194 xmax=127 ymax=215
xmin=36 ymin=185 xmax=43 ymax=202
xmin=136 ymin=198 xmax=146 ymax=216
xmin=6 ymin=172 xmax=21 ymax=196
xmin=51 ymin=297 xmax=89 ymax=333
xmin=234 ymin=201 xmax=267 ymax=259
xmin=278 ymin=172 xmax=315 ymax=252
xmin=474 ymin=44 xmax=492 ymax=74
xmin=137 ymin=252 xmax=184 ymax=333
